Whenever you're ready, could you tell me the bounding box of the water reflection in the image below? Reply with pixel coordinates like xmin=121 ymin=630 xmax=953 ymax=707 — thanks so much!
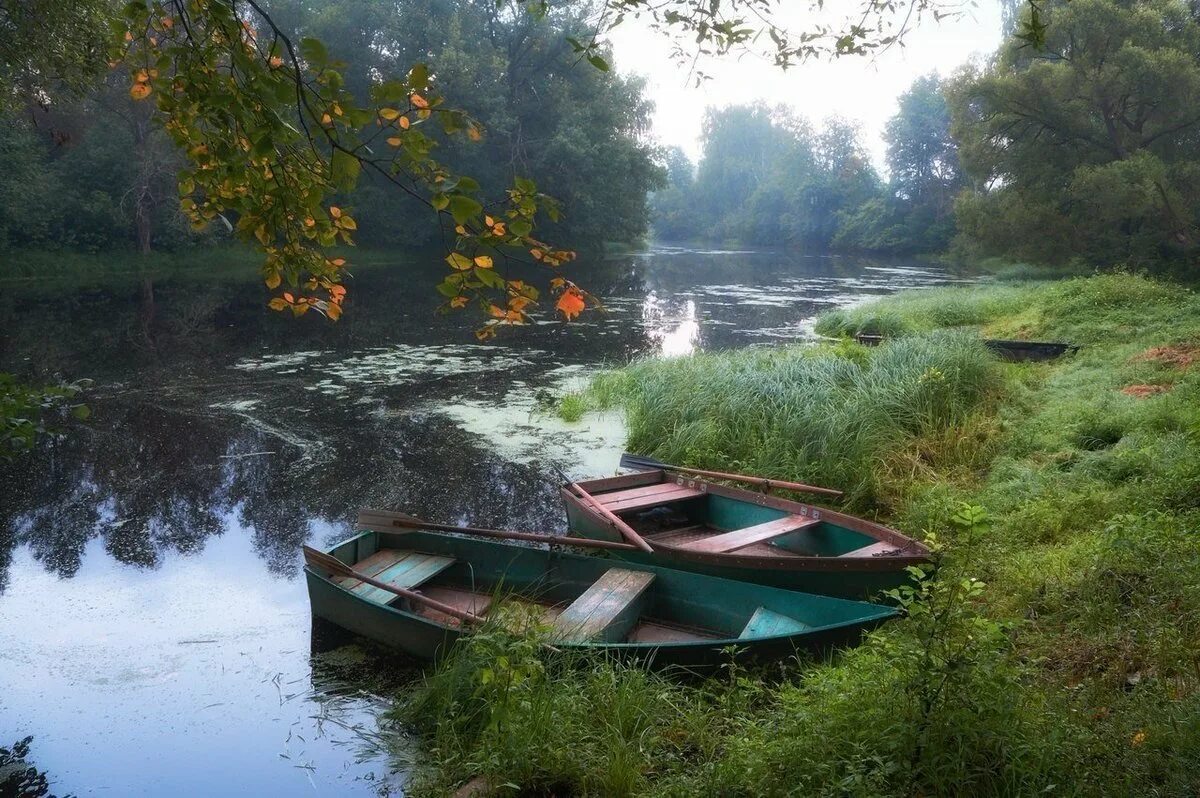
xmin=0 ymin=246 xmax=972 ymax=795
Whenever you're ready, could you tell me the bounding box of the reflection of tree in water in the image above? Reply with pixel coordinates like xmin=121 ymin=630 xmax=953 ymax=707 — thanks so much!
xmin=0 ymin=392 xmax=565 ymax=593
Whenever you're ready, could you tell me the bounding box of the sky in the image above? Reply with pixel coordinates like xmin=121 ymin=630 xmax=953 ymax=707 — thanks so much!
xmin=607 ymin=2 xmax=1003 ymax=170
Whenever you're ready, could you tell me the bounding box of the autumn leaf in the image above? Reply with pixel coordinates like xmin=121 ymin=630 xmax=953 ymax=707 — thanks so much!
xmin=450 ymin=296 xmax=468 ymax=308
xmin=325 ymin=301 xmax=343 ymax=321
xmin=474 ymin=255 xmax=493 ymax=269
xmin=379 ymin=107 xmax=401 ymax=120
xmin=398 ymin=116 xmax=411 ymax=130
xmin=445 ymin=253 xmax=473 ymax=270
xmin=386 ymin=136 xmax=403 ymax=147
xmin=269 ymin=56 xmax=283 ymax=68
xmin=130 ymin=83 xmax=152 ymax=100
xmin=329 ymin=206 xmax=342 ymax=219
xmin=411 ymin=93 xmax=429 ymax=109
xmin=268 ymin=297 xmax=288 ymax=311
xmin=264 ymin=271 xmax=282 ymax=290
xmin=556 ymin=287 xmax=585 ymax=320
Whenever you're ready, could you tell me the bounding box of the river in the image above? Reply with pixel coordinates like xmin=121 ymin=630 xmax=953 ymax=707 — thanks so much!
xmin=0 ymin=246 xmax=970 ymax=796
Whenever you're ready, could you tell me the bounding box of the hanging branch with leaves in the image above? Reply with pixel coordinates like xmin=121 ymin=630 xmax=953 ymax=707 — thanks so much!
xmin=116 ymin=0 xmax=589 ymax=336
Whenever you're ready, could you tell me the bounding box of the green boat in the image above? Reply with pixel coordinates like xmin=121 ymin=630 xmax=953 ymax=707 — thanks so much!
xmin=561 ymin=470 xmax=930 ymax=598
xmin=303 ymin=528 xmax=897 ymax=669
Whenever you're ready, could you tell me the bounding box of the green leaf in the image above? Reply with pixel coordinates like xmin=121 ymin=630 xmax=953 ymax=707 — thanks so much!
xmin=509 ymin=219 xmax=532 ymax=237
xmin=71 ymin=404 xmax=91 ymax=421
xmin=475 ymin=267 xmax=506 ymax=289
xmin=435 ymin=280 xmax=460 ymax=297
xmin=299 ymin=37 xmax=329 ymax=66
xmin=587 ymin=54 xmax=609 ymax=72
xmin=431 ymin=193 xmax=450 ymax=211
xmin=331 ymin=149 xmax=361 ymax=192
xmin=447 ymin=195 xmax=482 ymax=224
xmin=409 ymin=63 xmax=429 ymax=90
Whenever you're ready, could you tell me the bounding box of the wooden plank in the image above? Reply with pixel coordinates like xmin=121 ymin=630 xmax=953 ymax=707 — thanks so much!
xmin=739 ymin=607 xmax=810 ymax=639
xmin=596 ymin=482 xmax=696 ymax=505
xmin=839 ymin=541 xmax=898 ymax=558
xmin=353 ymin=552 xmax=456 ymax=605
xmin=566 ymin=483 xmax=656 ymax=553
xmin=600 ymin=486 xmax=705 ymax=514
xmin=678 ymin=516 xmax=819 ymax=555
xmin=414 ymin=587 xmax=494 ymax=627
xmin=552 ymin=568 xmax=655 ymax=642
xmin=626 ymin=620 xmax=721 ymax=644
xmin=333 ymin=548 xmax=406 ymax=591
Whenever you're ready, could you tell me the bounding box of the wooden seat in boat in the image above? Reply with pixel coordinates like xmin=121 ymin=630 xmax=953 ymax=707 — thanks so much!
xmin=739 ymin=607 xmax=810 ymax=639
xmin=594 ymin=482 xmax=705 ymax=514
xmin=838 ymin=541 xmax=898 ymax=558
xmin=677 ymin=515 xmax=819 ymax=554
xmin=335 ymin=549 xmax=456 ymax=605
xmin=552 ymin=568 xmax=655 ymax=642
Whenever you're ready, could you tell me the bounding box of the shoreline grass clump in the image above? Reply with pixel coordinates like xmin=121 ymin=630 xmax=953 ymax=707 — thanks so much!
xmin=388 ymin=273 xmax=1200 ymax=797
xmin=580 ymin=329 xmax=1003 ymax=507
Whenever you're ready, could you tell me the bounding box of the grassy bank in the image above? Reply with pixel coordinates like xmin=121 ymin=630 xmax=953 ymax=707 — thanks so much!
xmin=393 ymin=273 xmax=1200 ymax=796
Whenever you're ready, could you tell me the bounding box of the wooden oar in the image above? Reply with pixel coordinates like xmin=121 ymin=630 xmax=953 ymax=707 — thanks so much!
xmin=357 ymin=509 xmax=640 ymax=552
xmin=619 ymin=452 xmax=843 ymax=498
xmin=563 ymin=482 xmax=655 ymax=553
xmin=301 ymin=545 xmax=485 ymax=625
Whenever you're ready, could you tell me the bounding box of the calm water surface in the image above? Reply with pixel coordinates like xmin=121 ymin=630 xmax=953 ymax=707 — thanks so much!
xmin=0 ymin=247 xmax=970 ymax=796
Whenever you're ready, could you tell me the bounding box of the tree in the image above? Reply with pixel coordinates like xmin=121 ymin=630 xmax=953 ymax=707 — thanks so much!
xmin=1 ymin=0 xmax=1027 ymax=328
xmin=947 ymin=0 xmax=1200 ymax=267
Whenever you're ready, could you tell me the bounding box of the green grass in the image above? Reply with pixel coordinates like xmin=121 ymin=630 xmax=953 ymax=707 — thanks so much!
xmin=388 ymin=273 xmax=1200 ymax=797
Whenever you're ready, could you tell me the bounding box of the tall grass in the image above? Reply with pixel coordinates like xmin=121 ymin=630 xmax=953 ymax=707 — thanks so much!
xmin=588 ymin=331 xmax=1002 ymax=506
xmin=388 ymin=273 xmax=1200 ymax=797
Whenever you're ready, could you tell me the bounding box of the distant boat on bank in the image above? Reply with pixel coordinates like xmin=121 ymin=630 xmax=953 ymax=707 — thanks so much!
xmin=853 ymin=333 xmax=1079 ymax=362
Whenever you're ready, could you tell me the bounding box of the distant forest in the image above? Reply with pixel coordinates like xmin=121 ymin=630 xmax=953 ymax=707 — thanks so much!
xmin=1 ymin=0 xmax=1197 ymax=272
xmin=655 ymin=0 xmax=1200 ymax=269
xmin=0 ymin=0 xmax=662 ymax=255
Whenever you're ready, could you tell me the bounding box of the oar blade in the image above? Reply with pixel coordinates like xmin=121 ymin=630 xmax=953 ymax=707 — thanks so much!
xmin=619 ymin=452 xmax=665 ymax=471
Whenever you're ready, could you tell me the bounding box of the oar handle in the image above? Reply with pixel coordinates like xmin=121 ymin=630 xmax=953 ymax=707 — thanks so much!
xmin=357 ymin=509 xmax=640 ymax=552
xmin=302 ymin=546 xmax=484 ymax=624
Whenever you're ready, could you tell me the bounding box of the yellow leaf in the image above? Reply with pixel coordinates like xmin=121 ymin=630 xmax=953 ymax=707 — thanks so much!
xmin=135 ymin=69 xmax=149 ymax=83
xmin=530 ymin=248 xmax=544 ymax=261
xmin=321 ymin=113 xmax=332 ymax=126
xmin=129 ymin=83 xmax=152 ymax=100
xmin=410 ymin=93 xmax=429 ymax=109
xmin=450 ymin=296 xmax=468 ymax=308
xmin=329 ymin=206 xmax=342 ymax=219
xmin=474 ymin=255 xmax=493 ymax=269
xmin=265 ymin=272 xmax=281 ymax=290
xmin=398 ymin=116 xmax=411 ymax=129
xmin=338 ymin=216 xmax=357 ymax=230
xmin=325 ymin=301 xmax=343 ymax=321
xmin=455 ymin=225 xmax=467 ymax=235
xmin=268 ymin=297 xmax=288 ymax=311
xmin=386 ymin=136 xmax=402 ymax=147
xmin=380 ymin=107 xmax=400 ymax=120
xmin=446 ymin=253 xmax=473 ymax=270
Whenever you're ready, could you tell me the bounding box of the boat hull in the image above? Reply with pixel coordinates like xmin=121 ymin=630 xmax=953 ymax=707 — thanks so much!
xmin=304 ymin=530 xmax=896 ymax=670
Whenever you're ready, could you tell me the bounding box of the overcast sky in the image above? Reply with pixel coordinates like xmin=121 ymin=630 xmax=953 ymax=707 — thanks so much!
xmin=607 ymin=3 xmax=1003 ymax=169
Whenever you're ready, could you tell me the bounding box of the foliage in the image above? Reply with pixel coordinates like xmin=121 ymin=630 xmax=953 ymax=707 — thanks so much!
xmin=0 ymin=375 xmax=89 ymax=460
xmin=947 ymin=0 xmax=1200 ymax=269
xmin=654 ymin=74 xmax=962 ymax=255
xmin=653 ymin=106 xmax=881 ymax=249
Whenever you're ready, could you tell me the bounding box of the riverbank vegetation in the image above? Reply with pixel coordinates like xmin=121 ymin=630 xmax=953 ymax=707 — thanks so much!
xmin=656 ymin=0 xmax=1200 ymax=272
xmin=393 ymin=272 xmax=1200 ymax=795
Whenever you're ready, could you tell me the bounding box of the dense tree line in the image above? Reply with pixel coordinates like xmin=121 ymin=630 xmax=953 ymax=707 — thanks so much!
xmin=654 ymin=0 xmax=1200 ymax=270
xmin=0 ymin=0 xmax=661 ymax=254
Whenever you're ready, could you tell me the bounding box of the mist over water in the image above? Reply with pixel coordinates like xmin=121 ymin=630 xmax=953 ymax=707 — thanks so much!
xmin=0 ymin=247 xmax=970 ymax=795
